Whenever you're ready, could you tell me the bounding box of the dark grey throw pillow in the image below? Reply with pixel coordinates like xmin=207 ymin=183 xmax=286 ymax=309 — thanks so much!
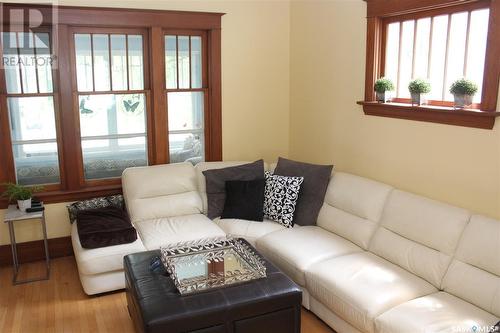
xmin=274 ymin=157 xmax=333 ymax=226
xmin=203 ymin=160 xmax=265 ymax=219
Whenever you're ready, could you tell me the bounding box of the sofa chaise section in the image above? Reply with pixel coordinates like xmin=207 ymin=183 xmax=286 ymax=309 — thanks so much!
xmin=71 ymin=223 xmax=146 ymax=295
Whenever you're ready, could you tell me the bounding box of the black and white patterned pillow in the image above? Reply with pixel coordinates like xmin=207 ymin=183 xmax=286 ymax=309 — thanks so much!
xmin=67 ymin=195 xmax=125 ymax=223
xmin=263 ymin=171 xmax=304 ymax=228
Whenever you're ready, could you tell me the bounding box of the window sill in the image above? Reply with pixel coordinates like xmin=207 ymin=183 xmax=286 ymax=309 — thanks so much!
xmin=357 ymin=101 xmax=500 ymax=129
xmin=0 ymin=184 xmax=122 ymax=209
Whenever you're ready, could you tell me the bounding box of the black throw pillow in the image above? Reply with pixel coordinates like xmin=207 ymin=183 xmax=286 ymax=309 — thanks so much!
xmin=491 ymin=321 xmax=500 ymax=333
xmin=76 ymin=206 xmax=137 ymax=249
xmin=274 ymin=157 xmax=333 ymax=226
xmin=203 ymin=160 xmax=265 ymax=219
xmin=221 ymin=179 xmax=265 ymax=222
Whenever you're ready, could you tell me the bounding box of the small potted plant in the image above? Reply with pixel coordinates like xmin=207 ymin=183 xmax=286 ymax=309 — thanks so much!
xmin=374 ymin=77 xmax=395 ymax=103
xmin=1 ymin=183 xmax=43 ymax=212
xmin=450 ymin=78 xmax=478 ymax=109
xmin=408 ymin=78 xmax=431 ymax=106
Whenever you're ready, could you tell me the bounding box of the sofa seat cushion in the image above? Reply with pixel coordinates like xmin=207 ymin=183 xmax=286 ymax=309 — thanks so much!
xmin=134 ymin=214 xmax=226 ymax=250
xmin=305 ymin=252 xmax=437 ymax=333
xmin=256 ymin=226 xmax=361 ymax=286
xmin=214 ymin=217 xmax=285 ymax=246
xmin=374 ymin=292 xmax=499 ymax=333
xmin=71 ymin=223 xmax=146 ymax=275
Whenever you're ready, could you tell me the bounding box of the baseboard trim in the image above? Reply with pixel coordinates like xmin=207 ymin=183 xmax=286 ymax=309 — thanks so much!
xmin=0 ymin=236 xmax=73 ymax=266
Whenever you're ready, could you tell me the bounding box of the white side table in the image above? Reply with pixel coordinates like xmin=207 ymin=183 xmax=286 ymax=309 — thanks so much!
xmin=3 ymin=204 xmax=50 ymax=284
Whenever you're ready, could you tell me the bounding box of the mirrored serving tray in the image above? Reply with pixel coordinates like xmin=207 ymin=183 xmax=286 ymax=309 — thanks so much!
xmin=160 ymin=237 xmax=267 ymax=295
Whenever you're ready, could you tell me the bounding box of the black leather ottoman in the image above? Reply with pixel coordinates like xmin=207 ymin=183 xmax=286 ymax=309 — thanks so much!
xmin=124 ymin=242 xmax=302 ymax=333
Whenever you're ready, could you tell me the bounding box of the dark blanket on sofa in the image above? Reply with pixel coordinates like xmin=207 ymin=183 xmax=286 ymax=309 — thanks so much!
xmin=76 ymin=207 xmax=137 ymax=249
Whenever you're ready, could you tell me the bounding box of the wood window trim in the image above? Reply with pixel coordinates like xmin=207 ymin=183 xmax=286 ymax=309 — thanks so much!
xmin=360 ymin=0 xmax=500 ymax=129
xmin=0 ymin=4 xmax=223 ymax=208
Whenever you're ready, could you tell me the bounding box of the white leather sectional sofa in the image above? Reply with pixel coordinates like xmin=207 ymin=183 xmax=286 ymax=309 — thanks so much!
xmin=71 ymin=161 xmax=500 ymax=333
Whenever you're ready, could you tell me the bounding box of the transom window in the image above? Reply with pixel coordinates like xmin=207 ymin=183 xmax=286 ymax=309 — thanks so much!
xmin=74 ymin=33 xmax=145 ymax=92
xmin=383 ymin=5 xmax=490 ymax=106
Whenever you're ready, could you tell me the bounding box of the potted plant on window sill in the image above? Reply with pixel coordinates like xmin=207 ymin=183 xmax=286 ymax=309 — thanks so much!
xmin=408 ymin=78 xmax=431 ymax=106
xmin=450 ymin=78 xmax=478 ymax=109
xmin=374 ymin=77 xmax=394 ymax=103
xmin=1 ymin=183 xmax=43 ymax=212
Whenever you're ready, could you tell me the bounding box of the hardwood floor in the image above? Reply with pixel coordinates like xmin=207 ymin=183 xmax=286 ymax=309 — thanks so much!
xmin=0 ymin=257 xmax=335 ymax=333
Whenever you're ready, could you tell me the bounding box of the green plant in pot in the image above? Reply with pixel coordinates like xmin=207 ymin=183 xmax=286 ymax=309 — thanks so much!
xmin=1 ymin=183 xmax=43 ymax=212
xmin=374 ymin=77 xmax=394 ymax=103
xmin=408 ymin=78 xmax=431 ymax=106
xmin=450 ymin=78 xmax=478 ymax=109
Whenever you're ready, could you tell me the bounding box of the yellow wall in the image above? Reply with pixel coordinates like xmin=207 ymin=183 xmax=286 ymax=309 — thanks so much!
xmin=2 ymin=0 xmax=500 ymax=248
xmin=0 ymin=203 xmax=72 ymax=245
xmin=0 ymin=0 xmax=291 ymax=246
xmin=289 ymin=0 xmax=500 ymax=219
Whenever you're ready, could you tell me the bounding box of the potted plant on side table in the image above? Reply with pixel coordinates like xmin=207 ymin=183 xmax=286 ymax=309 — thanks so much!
xmin=374 ymin=77 xmax=395 ymax=103
xmin=1 ymin=183 xmax=43 ymax=212
xmin=408 ymin=78 xmax=431 ymax=106
xmin=450 ymin=78 xmax=478 ymax=109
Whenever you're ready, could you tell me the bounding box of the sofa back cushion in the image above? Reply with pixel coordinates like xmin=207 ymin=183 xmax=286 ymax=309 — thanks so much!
xmin=369 ymin=190 xmax=470 ymax=288
xmin=122 ymin=163 xmax=202 ymax=224
xmin=442 ymin=215 xmax=500 ymax=317
xmin=195 ymin=161 xmax=269 ymax=215
xmin=317 ymin=172 xmax=393 ymax=249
